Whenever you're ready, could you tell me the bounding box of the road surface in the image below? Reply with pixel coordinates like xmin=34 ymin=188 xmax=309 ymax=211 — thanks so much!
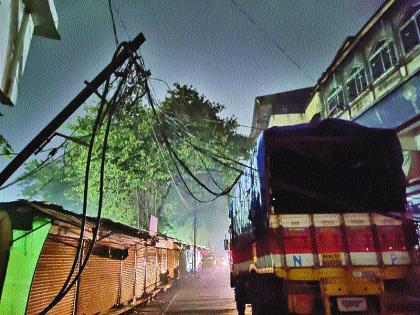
xmin=132 ymin=267 xmax=251 ymax=314
xmin=131 ymin=268 xmax=420 ymax=315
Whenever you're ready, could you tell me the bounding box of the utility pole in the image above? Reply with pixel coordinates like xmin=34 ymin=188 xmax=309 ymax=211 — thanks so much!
xmin=193 ymin=213 xmax=197 ymax=272
xmin=0 ymin=33 xmax=146 ymax=187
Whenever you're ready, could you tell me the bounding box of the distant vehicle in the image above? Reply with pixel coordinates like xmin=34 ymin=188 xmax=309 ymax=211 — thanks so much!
xmin=214 ymin=256 xmax=229 ymax=269
xmin=228 ymin=119 xmax=417 ymax=315
xmin=201 ymin=254 xmax=215 ymax=270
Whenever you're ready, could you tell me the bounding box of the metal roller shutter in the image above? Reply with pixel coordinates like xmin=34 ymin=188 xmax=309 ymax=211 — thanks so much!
xmin=175 ymin=250 xmax=180 ymax=268
xmin=146 ymin=246 xmax=157 ymax=293
xmin=135 ymin=245 xmax=146 ymax=298
xmin=26 ymin=236 xmax=78 ymax=315
xmin=120 ymin=248 xmax=135 ymax=304
xmin=76 ymin=243 xmax=120 ymax=314
xmin=157 ymin=248 xmax=162 ymax=276
xmin=161 ymin=248 xmax=167 ymax=274
xmin=167 ymin=249 xmax=175 ymax=278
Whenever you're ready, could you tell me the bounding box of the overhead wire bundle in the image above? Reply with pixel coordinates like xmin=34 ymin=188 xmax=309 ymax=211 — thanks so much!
xmin=128 ymin=56 xmax=249 ymax=204
xmin=39 ymin=42 xmax=148 ymax=314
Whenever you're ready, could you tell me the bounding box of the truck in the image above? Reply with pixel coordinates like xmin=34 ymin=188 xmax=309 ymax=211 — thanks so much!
xmin=228 ymin=118 xmax=418 ymax=314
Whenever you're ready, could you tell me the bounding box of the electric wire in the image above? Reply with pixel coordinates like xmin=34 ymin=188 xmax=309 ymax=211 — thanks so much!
xmin=0 ymin=145 xmax=72 ymax=191
xmin=112 ymin=4 xmax=131 ymax=43
xmin=41 ymin=45 xmax=138 ymax=313
xmin=145 ymin=84 xmax=226 ymax=203
xmin=11 ymin=220 xmax=53 ymax=244
xmin=39 ymin=76 xmax=110 ymax=314
xmin=229 ymin=0 xmax=315 ymax=83
xmin=47 ymin=80 xmax=120 ymax=310
xmin=39 ymin=55 xmax=126 ymax=312
xmin=150 ymin=126 xmax=195 ymax=211
xmin=143 ymin=75 xmax=243 ymax=203
xmin=108 ymin=0 xmax=119 ymax=47
xmin=37 ymin=47 xmax=247 ymax=310
xmin=138 ymin=63 xmax=251 ymax=202
xmin=153 ymin=105 xmax=254 ymax=173
xmin=0 ymin=152 xmax=17 ymax=156
xmin=159 ymin=112 xmax=254 ymax=173
xmin=143 ymin=75 xmax=260 ymax=204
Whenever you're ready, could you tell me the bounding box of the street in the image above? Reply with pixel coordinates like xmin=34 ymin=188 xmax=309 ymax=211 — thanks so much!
xmin=132 ymin=268 xmax=251 ymax=315
xmin=130 ymin=267 xmax=420 ymax=315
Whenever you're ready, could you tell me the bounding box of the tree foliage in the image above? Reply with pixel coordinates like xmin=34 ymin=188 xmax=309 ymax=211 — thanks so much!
xmin=19 ymin=84 xmax=252 ymax=244
xmin=0 ymin=135 xmax=13 ymax=157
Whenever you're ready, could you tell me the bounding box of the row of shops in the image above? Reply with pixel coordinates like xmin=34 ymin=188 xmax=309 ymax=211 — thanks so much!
xmin=0 ymin=200 xmax=205 ymax=315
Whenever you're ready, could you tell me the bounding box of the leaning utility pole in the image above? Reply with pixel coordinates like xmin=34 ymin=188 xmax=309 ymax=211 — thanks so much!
xmin=0 ymin=33 xmax=146 ymax=187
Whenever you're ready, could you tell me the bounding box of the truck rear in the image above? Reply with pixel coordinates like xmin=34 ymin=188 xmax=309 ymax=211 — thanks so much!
xmin=228 ymin=119 xmax=418 ymax=314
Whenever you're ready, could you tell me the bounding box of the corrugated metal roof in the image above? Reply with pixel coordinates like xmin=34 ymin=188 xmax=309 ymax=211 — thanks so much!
xmin=0 ymin=200 xmax=151 ymax=240
xmin=0 ymin=200 xmax=204 ymax=249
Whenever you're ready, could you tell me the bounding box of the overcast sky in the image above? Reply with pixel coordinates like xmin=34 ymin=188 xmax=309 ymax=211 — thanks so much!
xmin=1 ymin=0 xmax=383 ymax=200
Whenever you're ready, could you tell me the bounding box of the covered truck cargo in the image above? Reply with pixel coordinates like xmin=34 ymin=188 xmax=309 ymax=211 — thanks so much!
xmin=230 ymin=118 xmax=406 ymax=238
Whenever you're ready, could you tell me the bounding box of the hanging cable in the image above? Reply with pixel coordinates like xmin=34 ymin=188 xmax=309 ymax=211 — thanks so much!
xmin=131 ymin=56 xmax=250 ymax=202
xmin=142 ymin=74 xmax=243 ymax=203
xmin=40 ymin=45 xmax=139 ymax=313
xmin=150 ymin=126 xmax=196 ymax=211
xmin=39 ymin=77 xmax=111 ymax=314
xmin=151 ymin=103 xmax=254 ymax=173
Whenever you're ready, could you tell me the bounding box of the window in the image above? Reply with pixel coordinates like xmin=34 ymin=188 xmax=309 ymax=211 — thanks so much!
xmin=346 ymin=66 xmax=368 ymax=102
xmin=400 ymin=5 xmax=420 ymax=54
xmin=326 ymin=86 xmax=344 ymax=112
xmin=369 ymin=39 xmax=398 ymax=82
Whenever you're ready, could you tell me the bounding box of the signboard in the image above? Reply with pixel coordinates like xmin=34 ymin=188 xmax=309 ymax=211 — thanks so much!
xmin=149 ymin=215 xmax=158 ymax=236
xmin=285 ymin=254 xmax=314 ymax=267
xmin=352 ymin=271 xmax=377 ymax=278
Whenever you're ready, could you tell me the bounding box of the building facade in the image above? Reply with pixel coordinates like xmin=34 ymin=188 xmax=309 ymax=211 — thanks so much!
xmin=0 ymin=0 xmax=60 ymax=107
xmin=309 ymin=0 xmax=420 ymax=225
xmin=250 ymin=87 xmax=313 ymax=139
xmin=251 ymin=0 xmax=420 ymax=234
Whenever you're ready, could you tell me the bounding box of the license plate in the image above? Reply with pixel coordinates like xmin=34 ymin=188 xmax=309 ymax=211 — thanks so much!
xmin=352 ymin=271 xmax=377 ymax=278
xmin=337 ymin=297 xmax=367 ymax=312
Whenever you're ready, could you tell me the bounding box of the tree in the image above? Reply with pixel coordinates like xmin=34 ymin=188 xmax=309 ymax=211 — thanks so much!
xmin=19 ymin=84 xmax=252 ymax=244
xmin=0 ymin=135 xmax=13 ymax=157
